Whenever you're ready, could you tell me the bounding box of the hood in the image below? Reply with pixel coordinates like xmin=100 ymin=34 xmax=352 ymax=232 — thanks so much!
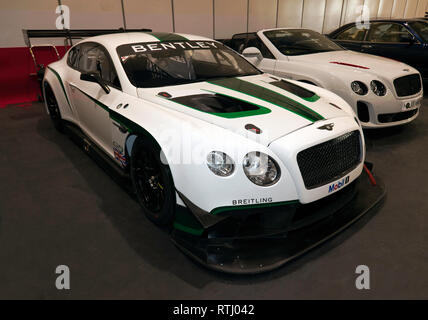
xmin=137 ymin=74 xmax=349 ymax=145
xmin=290 ymin=50 xmax=418 ymax=79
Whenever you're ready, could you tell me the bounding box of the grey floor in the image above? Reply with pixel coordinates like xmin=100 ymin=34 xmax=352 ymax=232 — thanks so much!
xmin=0 ymin=95 xmax=427 ymax=299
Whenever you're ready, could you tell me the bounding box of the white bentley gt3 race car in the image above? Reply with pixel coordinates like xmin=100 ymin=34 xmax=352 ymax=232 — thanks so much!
xmin=43 ymin=32 xmax=385 ymax=273
xmin=231 ymin=28 xmax=424 ymax=128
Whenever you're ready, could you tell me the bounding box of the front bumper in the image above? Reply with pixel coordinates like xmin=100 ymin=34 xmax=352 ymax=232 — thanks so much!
xmin=171 ymin=166 xmax=385 ymax=274
xmin=355 ymin=92 xmax=423 ymax=128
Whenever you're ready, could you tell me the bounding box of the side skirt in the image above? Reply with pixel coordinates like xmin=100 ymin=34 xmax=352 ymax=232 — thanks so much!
xmin=63 ymin=120 xmax=131 ymax=181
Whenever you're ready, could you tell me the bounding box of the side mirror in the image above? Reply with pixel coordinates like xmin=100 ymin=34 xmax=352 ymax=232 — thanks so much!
xmin=80 ymin=72 xmax=110 ymax=94
xmin=400 ymin=34 xmax=416 ymax=45
xmin=242 ymin=47 xmax=263 ymax=62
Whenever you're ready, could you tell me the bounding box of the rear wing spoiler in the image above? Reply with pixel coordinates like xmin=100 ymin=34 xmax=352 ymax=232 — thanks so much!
xmin=22 ymin=28 xmax=152 ymax=47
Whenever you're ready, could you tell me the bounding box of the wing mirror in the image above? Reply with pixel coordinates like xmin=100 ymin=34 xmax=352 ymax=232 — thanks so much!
xmin=80 ymin=72 xmax=111 ymax=94
xmin=401 ymin=34 xmax=416 ymax=45
xmin=409 ymin=36 xmax=417 ymax=45
xmin=242 ymin=47 xmax=263 ymax=62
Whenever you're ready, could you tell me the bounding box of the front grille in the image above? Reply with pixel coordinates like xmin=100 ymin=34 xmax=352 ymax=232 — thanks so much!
xmin=394 ymin=74 xmax=422 ymax=97
xmin=297 ymin=131 xmax=361 ymax=189
xmin=378 ymin=109 xmax=418 ymax=123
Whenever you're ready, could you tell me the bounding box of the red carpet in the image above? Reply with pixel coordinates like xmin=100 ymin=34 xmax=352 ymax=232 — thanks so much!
xmin=0 ymin=46 xmax=67 ymax=108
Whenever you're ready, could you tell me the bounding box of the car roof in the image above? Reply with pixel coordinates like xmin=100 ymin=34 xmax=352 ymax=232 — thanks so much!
xmin=328 ymin=18 xmax=428 ymax=36
xmin=77 ymin=32 xmax=215 ymax=52
xmin=232 ymin=28 xmax=321 ymax=38
xmin=258 ymin=27 xmax=316 ymax=32
xmin=373 ymin=18 xmax=427 ymax=22
xmin=340 ymin=18 xmax=427 ymax=26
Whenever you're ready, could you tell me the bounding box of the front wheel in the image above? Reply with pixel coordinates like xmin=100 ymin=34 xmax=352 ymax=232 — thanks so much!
xmin=130 ymin=136 xmax=176 ymax=226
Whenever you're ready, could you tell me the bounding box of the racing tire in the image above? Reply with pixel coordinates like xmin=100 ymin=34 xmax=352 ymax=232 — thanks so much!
xmin=130 ymin=136 xmax=176 ymax=226
xmin=44 ymin=84 xmax=64 ymax=133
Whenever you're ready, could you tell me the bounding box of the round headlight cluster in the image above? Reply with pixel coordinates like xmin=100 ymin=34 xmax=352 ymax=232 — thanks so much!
xmin=370 ymin=80 xmax=387 ymax=96
xmin=351 ymin=81 xmax=368 ymax=95
xmin=206 ymin=151 xmax=234 ymax=177
xmin=206 ymin=151 xmax=281 ymax=186
xmin=243 ymin=152 xmax=280 ymax=186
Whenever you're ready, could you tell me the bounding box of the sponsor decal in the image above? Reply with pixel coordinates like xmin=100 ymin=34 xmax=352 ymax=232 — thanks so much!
xmin=129 ymin=41 xmax=218 ymax=53
xmin=328 ymin=176 xmax=350 ymax=193
xmin=113 ymin=142 xmax=127 ymax=167
xmin=232 ymin=197 xmax=273 ymax=206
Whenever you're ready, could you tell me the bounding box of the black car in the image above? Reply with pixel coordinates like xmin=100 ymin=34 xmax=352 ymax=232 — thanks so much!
xmin=328 ymin=19 xmax=428 ymax=80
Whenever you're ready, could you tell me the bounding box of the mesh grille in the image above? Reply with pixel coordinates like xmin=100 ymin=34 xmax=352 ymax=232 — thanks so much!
xmin=297 ymin=131 xmax=361 ymax=189
xmin=394 ymin=74 xmax=421 ymax=97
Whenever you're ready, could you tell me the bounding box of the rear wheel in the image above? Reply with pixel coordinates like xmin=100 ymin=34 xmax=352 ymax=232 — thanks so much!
xmin=44 ymin=84 xmax=64 ymax=132
xmin=130 ymin=136 xmax=176 ymax=226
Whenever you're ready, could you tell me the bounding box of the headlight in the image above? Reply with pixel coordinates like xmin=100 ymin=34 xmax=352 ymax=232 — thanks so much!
xmin=370 ymin=80 xmax=387 ymax=96
xmin=351 ymin=81 xmax=368 ymax=95
xmin=243 ymin=152 xmax=280 ymax=186
xmin=206 ymin=151 xmax=234 ymax=176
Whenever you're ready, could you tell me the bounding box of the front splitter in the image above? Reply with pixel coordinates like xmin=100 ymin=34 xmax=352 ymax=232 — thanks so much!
xmin=171 ymin=169 xmax=386 ymax=274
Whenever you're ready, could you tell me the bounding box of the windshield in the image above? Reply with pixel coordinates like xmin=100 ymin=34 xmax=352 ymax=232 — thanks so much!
xmin=264 ymin=29 xmax=343 ymax=56
xmin=116 ymin=40 xmax=261 ymax=88
xmin=409 ymin=21 xmax=428 ymax=42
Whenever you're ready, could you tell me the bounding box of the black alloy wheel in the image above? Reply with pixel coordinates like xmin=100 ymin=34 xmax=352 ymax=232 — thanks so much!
xmin=130 ymin=136 xmax=176 ymax=226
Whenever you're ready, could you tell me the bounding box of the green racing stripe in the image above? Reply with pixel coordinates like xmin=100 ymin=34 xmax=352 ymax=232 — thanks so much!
xmin=146 ymin=32 xmax=188 ymax=42
xmin=208 ymin=78 xmax=324 ymax=122
xmin=72 ymin=86 xmax=140 ymax=134
xmin=303 ymin=94 xmax=321 ymax=102
xmin=47 ymin=66 xmax=72 ymax=109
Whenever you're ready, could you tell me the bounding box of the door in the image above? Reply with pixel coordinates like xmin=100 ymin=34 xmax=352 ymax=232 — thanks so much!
xmin=362 ymin=22 xmax=423 ymax=70
xmin=332 ymin=24 xmax=367 ymax=52
xmin=68 ymin=42 xmax=122 ymax=157
xmin=406 ymin=21 xmax=428 ymax=78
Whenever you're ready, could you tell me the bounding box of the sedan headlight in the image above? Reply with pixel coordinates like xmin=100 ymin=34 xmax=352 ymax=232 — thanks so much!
xmin=370 ymin=80 xmax=387 ymax=96
xmin=243 ymin=152 xmax=280 ymax=186
xmin=351 ymin=81 xmax=368 ymax=95
xmin=206 ymin=151 xmax=234 ymax=176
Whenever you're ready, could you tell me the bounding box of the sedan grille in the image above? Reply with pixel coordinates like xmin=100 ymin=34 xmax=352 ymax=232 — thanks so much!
xmin=297 ymin=131 xmax=362 ymax=189
xmin=394 ymin=74 xmax=422 ymax=97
